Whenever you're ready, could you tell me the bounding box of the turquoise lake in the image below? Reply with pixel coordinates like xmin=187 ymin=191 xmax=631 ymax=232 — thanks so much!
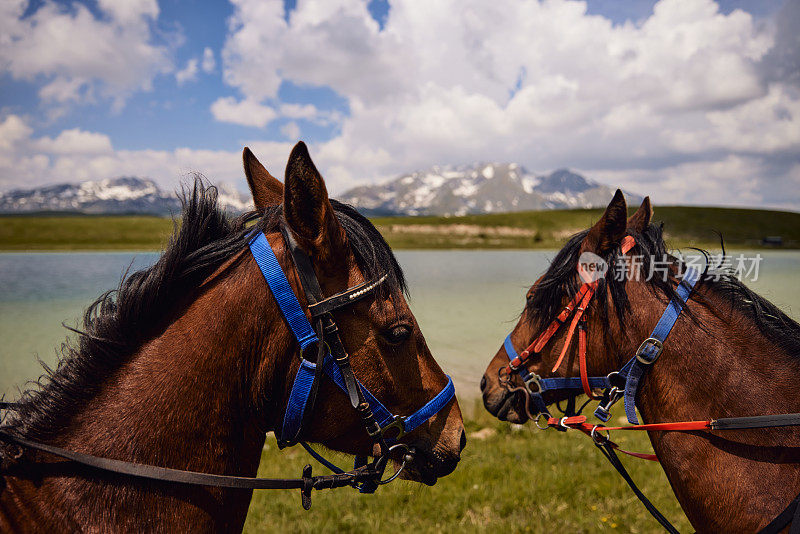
xmin=1 ymin=250 xmax=798 ymax=400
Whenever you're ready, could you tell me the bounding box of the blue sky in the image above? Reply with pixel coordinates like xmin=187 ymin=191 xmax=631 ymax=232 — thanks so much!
xmin=1 ymin=0 xmax=798 ymax=208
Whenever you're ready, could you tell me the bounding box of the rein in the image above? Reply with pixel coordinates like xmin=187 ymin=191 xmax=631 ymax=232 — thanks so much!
xmin=0 ymin=227 xmax=455 ymax=510
xmin=500 ymin=236 xmax=800 ymax=533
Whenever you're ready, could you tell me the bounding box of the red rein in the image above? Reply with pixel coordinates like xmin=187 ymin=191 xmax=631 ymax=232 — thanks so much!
xmin=545 ymin=415 xmax=713 ymax=462
xmin=506 ymin=235 xmax=637 ymax=399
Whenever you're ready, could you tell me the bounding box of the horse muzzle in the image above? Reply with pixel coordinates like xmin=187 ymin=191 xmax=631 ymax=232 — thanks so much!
xmin=398 ymin=429 xmax=465 ymax=485
xmin=480 ymin=373 xmax=530 ymax=424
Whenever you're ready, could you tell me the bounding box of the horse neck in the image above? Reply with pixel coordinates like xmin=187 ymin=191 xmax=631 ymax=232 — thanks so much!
xmin=623 ymin=282 xmax=800 ymax=531
xmin=11 ymin=254 xmax=295 ymax=530
xmin=630 ymin=283 xmax=800 ymax=423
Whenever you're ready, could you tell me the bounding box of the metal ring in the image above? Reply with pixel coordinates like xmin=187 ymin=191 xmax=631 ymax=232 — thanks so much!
xmin=606 ymin=371 xmax=620 ymax=385
xmin=535 ymin=413 xmax=550 ymax=430
xmin=559 ymin=416 xmax=569 ymax=429
xmin=498 ymin=366 xmax=511 ymax=387
xmin=590 ymin=425 xmax=610 ymax=444
xmin=375 ymin=443 xmax=412 ymax=485
xmin=300 ymin=341 xmax=330 ymax=362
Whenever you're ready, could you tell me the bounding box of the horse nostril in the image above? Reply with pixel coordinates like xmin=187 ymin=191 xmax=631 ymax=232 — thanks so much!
xmin=459 ymin=429 xmax=467 ymax=452
xmin=480 ymin=375 xmax=487 ymax=391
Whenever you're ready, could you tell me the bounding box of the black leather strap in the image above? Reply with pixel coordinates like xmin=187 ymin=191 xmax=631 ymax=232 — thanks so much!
xmin=308 ymin=276 xmax=388 ymax=318
xmin=757 ymin=491 xmax=800 ymax=534
xmin=711 ymin=414 xmax=800 ymax=430
xmin=595 ymin=441 xmax=680 ymax=534
xmin=0 ymin=430 xmax=376 ymax=492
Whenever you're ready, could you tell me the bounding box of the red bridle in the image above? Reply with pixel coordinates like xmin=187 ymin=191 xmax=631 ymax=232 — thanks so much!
xmin=505 ymin=235 xmax=637 ymax=399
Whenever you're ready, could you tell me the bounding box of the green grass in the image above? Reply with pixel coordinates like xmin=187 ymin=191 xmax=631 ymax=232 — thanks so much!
xmin=0 ymin=215 xmax=173 ymax=250
xmin=243 ymin=400 xmax=690 ymax=533
xmin=1 ymin=205 xmax=798 ymax=250
xmin=373 ymin=206 xmax=800 ymax=250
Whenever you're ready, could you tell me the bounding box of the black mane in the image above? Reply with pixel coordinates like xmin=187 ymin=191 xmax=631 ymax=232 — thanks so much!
xmin=2 ymin=179 xmax=405 ymax=442
xmin=528 ymin=222 xmax=800 ymax=358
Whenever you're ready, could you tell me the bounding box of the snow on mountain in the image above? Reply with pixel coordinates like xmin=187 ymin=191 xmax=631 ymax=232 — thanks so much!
xmin=339 ymin=163 xmax=641 ymax=216
xmin=0 ymin=164 xmax=638 ymax=218
xmin=0 ymin=177 xmax=252 ymax=215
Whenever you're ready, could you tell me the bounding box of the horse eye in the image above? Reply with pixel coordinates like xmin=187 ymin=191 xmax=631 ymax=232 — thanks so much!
xmin=384 ymin=324 xmax=412 ymax=345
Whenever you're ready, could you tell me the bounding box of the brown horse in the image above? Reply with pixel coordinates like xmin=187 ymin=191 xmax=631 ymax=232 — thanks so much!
xmin=481 ymin=191 xmax=800 ymax=532
xmin=0 ymin=142 xmax=464 ymax=531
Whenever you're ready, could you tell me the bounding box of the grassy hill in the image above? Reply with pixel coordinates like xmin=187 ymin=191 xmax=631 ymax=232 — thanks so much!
xmin=373 ymin=206 xmax=800 ymax=249
xmin=1 ymin=206 xmax=798 ymax=251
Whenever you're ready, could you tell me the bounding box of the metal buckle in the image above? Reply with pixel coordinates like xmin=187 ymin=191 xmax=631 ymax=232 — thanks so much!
xmin=380 ymin=416 xmax=407 ymax=440
xmin=523 ymin=373 xmax=543 ymax=394
xmin=594 ymin=386 xmax=621 ymax=422
xmin=635 ymin=337 xmax=664 ymax=365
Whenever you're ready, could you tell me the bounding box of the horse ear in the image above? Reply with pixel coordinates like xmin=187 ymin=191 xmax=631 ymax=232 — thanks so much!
xmin=283 ymin=141 xmax=346 ymax=264
xmin=627 ymin=196 xmax=652 ymax=233
xmin=583 ymin=189 xmax=628 ymax=254
xmin=243 ymin=147 xmax=284 ymax=210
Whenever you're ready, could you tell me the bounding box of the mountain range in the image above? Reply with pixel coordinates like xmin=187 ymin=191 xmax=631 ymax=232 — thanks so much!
xmin=0 ymin=164 xmax=637 ymax=216
xmin=0 ymin=177 xmax=251 ymax=215
xmin=339 ymin=163 xmax=640 ymax=216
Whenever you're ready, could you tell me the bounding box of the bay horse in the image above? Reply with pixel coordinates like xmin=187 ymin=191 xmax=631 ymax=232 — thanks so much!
xmin=481 ymin=191 xmax=800 ymax=532
xmin=0 ymin=142 xmax=465 ymax=531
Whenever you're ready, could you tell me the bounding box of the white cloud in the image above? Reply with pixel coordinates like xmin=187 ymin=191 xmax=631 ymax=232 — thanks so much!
xmin=0 ymin=0 xmax=174 ymax=108
xmin=35 ymin=129 xmax=114 ymax=155
xmin=0 ymin=115 xmax=293 ymax=192
xmin=175 ymin=58 xmax=199 ymax=85
xmin=280 ymin=103 xmax=320 ymax=121
xmin=280 ymin=121 xmax=301 ymax=140
xmin=0 ymin=115 xmax=33 ymax=151
xmin=210 ymin=0 xmax=798 ymax=207
xmin=210 ymin=97 xmax=278 ymax=128
xmin=96 ymin=0 xmax=159 ymax=23
xmin=2 ymin=0 xmax=798 ymax=210
xmin=202 ymin=47 xmax=216 ymax=73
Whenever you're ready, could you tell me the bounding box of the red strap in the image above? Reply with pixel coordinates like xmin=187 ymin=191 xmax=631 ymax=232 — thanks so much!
xmin=616 ymin=448 xmax=659 ymax=461
xmin=547 ymin=415 xmax=587 ymax=427
xmin=546 ymin=413 xmax=708 ymax=463
xmin=531 ymin=285 xmax=587 ymax=354
xmin=551 ymin=282 xmax=595 ymax=372
xmin=601 ymin=420 xmax=711 ymax=432
xmin=621 ymin=235 xmax=636 ymax=254
xmin=505 ymin=236 xmax=637 ymax=373
xmin=578 ymin=322 xmax=597 ymax=399
xmin=548 ymin=417 xmax=711 ymax=433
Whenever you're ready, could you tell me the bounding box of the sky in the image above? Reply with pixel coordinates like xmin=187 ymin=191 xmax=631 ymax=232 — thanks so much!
xmin=1 ymin=0 xmax=798 ymax=209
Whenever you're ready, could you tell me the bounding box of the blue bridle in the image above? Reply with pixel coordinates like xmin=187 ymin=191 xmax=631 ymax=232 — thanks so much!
xmin=249 ymin=230 xmax=456 ymax=492
xmin=502 ymin=247 xmax=700 ymax=426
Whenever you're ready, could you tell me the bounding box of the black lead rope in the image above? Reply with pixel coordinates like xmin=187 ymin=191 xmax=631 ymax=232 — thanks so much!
xmin=0 ymin=429 xmax=381 ymax=510
xmin=759 ymin=492 xmax=800 ymax=534
xmin=594 ymin=440 xmax=681 ymax=534
xmin=590 ymin=412 xmax=800 ymax=533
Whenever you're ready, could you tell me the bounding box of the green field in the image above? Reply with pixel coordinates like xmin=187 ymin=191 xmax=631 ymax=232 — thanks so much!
xmin=243 ymin=400 xmax=689 ymax=533
xmin=1 ymin=206 xmax=798 ymax=250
